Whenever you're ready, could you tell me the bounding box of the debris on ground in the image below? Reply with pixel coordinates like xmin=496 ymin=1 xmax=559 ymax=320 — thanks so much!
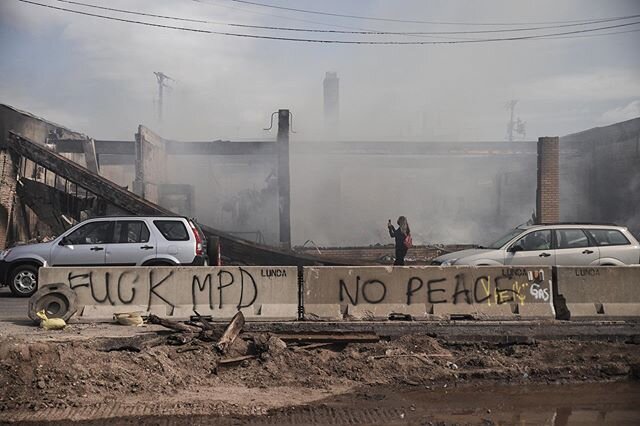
xmin=36 ymin=310 xmax=66 ymax=330
xmin=215 ymin=312 xmax=245 ymax=354
xmin=1 ymin=328 xmax=639 ymax=417
xmin=113 ymin=312 xmax=144 ymax=326
xmin=2 ymin=317 xmax=640 ymax=423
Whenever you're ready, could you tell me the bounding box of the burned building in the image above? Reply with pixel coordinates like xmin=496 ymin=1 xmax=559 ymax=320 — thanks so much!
xmin=1 ymin=103 xmax=638 ymax=254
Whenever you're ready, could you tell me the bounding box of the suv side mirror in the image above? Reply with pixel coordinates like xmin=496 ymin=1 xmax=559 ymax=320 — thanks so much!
xmin=508 ymin=245 xmax=523 ymax=253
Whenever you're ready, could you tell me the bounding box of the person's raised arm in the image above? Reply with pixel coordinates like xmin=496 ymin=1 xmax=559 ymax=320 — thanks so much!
xmin=387 ymin=220 xmax=395 ymax=238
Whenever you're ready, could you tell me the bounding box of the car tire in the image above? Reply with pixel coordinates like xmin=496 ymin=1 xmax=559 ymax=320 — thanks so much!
xmin=9 ymin=264 xmax=39 ymax=297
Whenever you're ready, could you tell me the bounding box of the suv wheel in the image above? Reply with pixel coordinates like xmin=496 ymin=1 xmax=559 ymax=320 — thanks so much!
xmin=9 ymin=264 xmax=39 ymax=297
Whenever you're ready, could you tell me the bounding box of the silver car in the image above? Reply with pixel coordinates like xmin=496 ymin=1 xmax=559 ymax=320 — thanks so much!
xmin=0 ymin=216 xmax=208 ymax=296
xmin=432 ymin=224 xmax=640 ymax=267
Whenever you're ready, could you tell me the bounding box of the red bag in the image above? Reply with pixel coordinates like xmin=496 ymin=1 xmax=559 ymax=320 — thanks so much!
xmin=403 ymin=234 xmax=413 ymax=249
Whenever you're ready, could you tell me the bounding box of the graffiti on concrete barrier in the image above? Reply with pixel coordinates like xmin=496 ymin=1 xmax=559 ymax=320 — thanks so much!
xmin=527 ymin=270 xmax=544 ymax=283
xmin=529 ymin=283 xmax=550 ymax=301
xmin=191 ymin=268 xmax=257 ymax=311
xmin=261 ymin=268 xmax=288 ymax=277
xmin=339 ymin=278 xmax=387 ymax=304
xmin=65 ymin=267 xmax=285 ymax=313
xmin=338 ymin=269 xmax=549 ymax=307
xmin=574 ymin=268 xmax=600 ymax=276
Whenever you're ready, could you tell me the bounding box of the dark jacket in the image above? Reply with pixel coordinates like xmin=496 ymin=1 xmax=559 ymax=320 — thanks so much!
xmin=388 ymin=225 xmax=408 ymax=262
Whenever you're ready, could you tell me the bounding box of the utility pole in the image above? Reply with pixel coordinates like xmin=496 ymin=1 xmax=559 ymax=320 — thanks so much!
xmin=506 ymin=99 xmax=518 ymax=142
xmin=505 ymin=99 xmax=526 ymax=142
xmin=323 ymin=72 xmax=339 ymax=138
xmin=154 ymin=72 xmax=173 ymax=123
xmin=276 ymin=109 xmax=291 ymax=249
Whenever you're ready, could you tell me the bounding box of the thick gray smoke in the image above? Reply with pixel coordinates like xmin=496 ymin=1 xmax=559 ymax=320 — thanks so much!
xmin=159 ymin=140 xmax=538 ymax=247
xmin=1 ymin=0 xmax=639 ymax=245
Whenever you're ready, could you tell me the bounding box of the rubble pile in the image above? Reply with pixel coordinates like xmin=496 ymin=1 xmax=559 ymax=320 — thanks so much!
xmin=1 ymin=321 xmax=639 ymax=414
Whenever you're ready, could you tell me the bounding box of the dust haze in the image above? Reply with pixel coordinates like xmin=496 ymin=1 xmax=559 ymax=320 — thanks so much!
xmin=1 ymin=0 xmax=639 ymax=246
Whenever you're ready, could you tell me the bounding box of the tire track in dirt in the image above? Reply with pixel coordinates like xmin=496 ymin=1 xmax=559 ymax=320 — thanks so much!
xmin=2 ymin=401 xmax=408 ymax=425
xmin=251 ymin=406 xmax=407 ymax=425
xmin=0 ymin=401 xmax=234 ymax=424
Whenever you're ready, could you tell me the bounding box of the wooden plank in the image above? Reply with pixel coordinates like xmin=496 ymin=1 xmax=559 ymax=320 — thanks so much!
xmin=291 ymin=342 xmax=336 ymax=351
xmin=147 ymin=314 xmax=201 ymax=334
xmin=215 ymin=311 xmax=245 ymax=354
xmin=275 ymin=332 xmax=380 ymax=343
xmin=218 ymin=355 xmax=256 ymax=365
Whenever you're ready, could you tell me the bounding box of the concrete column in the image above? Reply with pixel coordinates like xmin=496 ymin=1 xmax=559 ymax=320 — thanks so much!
xmin=82 ymin=138 xmax=99 ymax=174
xmin=277 ymin=109 xmax=291 ymax=249
xmin=133 ymin=125 xmax=167 ymax=203
xmin=536 ymin=136 xmax=560 ymax=224
xmin=133 ymin=128 xmax=144 ymax=197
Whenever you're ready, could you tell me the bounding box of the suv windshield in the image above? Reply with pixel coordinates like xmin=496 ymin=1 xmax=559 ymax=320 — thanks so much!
xmin=482 ymin=228 xmax=524 ymax=249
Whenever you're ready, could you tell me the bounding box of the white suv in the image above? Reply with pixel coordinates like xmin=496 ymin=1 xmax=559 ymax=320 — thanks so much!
xmin=432 ymin=224 xmax=640 ymax=267
xmin=0 ymin=216 xmax=208 ymax=296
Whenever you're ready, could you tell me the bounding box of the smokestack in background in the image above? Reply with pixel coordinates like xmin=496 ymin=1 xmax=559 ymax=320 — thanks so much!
xmin=323 ymin=72 xmax=339 ymax=138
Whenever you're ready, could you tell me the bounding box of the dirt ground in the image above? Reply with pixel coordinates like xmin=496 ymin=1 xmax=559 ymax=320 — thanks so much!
xmin=1 ymin=321 xmax=639 ymax=423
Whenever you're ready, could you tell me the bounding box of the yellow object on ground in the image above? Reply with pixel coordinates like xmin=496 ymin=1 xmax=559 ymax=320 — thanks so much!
xmin=36 ymin=310 xmax=67 ymax=330
xmin=113 ymin=312 xmax=144 ymax=326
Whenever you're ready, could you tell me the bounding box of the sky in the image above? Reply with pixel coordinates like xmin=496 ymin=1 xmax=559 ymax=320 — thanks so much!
xmin=1 ymin=0 xmax=639 ymax=142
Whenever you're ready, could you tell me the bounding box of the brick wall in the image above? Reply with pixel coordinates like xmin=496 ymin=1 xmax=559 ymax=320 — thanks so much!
xmin=536 ymin=136 xmax=560 ymax=224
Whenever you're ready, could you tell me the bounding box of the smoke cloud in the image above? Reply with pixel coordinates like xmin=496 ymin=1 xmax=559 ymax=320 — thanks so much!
xmin=1 ymin=0 xmax=639 ymax=245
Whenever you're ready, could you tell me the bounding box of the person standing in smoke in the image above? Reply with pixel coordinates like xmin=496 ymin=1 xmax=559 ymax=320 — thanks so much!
xmin=388 ymin=216 xmax=412 ymax=266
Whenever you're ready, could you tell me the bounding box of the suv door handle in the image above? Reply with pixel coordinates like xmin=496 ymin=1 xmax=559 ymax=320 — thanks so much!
xmin=90 ymin=246 xmax=104 ymax=251
xmin=582 ymin=249 xmax=594 ymax=254
xmin=539 ymin=252 xmax=551 ymax=257
xmin=140 ymin=245 xmax=154 ymax=250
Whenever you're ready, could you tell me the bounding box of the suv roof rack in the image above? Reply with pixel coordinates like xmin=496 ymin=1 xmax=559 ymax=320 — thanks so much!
xmin=536 ymin=222 xmax=619 ymax=226
xmin=90 ymin=214 xmax=187 ymax=219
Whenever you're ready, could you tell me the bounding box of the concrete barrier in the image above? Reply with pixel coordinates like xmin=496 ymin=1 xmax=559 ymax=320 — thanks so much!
xmin=37 ymin=266 xmax=299 ymax=321
xmin=555 ymin=266 xmax=640 ymax=319
xmin=303 ymin=266 xmax=555 ymax=320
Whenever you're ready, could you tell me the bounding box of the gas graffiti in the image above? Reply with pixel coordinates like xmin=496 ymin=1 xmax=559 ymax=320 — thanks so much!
xmin=64 ymin=267 xmax=289 ymax=313
xmin=529 ymin=283 xmax=550 ymax=301
xmin=338 ymin=269 xmax=549 ymax=307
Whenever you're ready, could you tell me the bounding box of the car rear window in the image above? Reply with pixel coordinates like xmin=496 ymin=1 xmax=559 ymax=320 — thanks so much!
xmin=154 ymin=220 xmax=190 ymax=241
xmin=586 ymin=229 xmax=630 ymax=246
xmin=555 ymin=229 xmax=589 ymax=249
